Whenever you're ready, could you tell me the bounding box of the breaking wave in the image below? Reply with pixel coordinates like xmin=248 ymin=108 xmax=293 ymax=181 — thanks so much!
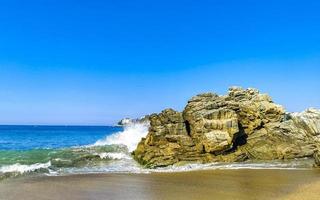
xmin=92 ymin=121 xmax=149 ymax=152
xmin=0 ymin=122 xmax=150 ymax=179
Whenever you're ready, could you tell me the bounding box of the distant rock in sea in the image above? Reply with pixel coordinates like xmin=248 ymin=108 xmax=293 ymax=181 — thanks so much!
xmin=117 ymin=116 xmax=150 ymax=126
xmin=117 ymin=118 xmax=134 ymax=126
xmin=132 ymin=87 xmax=320 ymax=168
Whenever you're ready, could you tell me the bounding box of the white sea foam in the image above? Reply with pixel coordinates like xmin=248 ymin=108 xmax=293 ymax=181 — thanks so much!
xmin=98 ymin=152 xmax=131 ymax=160
xmin=50 ymin=159 xmax=314 ymax=176
xmin=148 ymin=161 xmax=313 ymax=173
xmin=93 ymin=121 xmax=149 ymax=152
xmin=0 ymin=161 xmax=51 ymax=174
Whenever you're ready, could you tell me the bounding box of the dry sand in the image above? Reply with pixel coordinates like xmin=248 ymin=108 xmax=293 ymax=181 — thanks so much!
xmin=0 ymin=169 xmax=319 ymax=200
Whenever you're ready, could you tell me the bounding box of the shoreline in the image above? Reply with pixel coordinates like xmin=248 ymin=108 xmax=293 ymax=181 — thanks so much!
xmin=1 ymin=169 xmax=320 ymax=200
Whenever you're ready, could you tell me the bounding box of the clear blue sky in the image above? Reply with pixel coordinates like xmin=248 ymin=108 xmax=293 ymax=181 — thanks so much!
xmin=0 ymin=0 xmax=319 ymax=125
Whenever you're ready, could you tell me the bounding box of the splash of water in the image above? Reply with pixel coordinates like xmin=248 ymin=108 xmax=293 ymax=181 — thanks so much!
xmin=93 ymin=121 xmax=150 ymax=152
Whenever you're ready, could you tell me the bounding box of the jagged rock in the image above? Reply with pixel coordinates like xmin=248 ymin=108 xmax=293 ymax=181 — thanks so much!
xmin=134 ymin=109 xmax=203 ymax=167
xmin=133 ymin=87 xmax=320 ymax=168
xmin=184 ymin=103 xmax=239 ymax=154
xmin=243 ymin=108 xmax=320 ymax=160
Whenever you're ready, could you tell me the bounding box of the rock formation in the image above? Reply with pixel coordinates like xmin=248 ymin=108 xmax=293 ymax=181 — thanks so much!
xmin=133 ymin=87 xmax=320 ymax=168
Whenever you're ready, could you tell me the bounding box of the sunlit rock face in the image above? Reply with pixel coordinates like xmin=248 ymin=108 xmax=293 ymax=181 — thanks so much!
xmin=133 ymin=87 xmax=320 ymax=168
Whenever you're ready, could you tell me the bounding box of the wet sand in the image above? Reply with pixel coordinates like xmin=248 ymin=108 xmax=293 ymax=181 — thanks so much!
xmin=0 ymin=169 xmax=320 ymax=200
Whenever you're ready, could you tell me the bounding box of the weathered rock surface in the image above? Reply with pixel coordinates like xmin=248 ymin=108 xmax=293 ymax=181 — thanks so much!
xmin=133 ymin=87 xmax=320 ymax=168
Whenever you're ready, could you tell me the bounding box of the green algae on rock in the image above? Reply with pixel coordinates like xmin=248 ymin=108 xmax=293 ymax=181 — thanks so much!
xmin=133 ymin=87 xmax=320 ymax=168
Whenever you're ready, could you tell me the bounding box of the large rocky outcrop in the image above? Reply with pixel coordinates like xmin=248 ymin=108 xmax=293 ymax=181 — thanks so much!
xmin=133 ymin=87 xmax=320 ymax=168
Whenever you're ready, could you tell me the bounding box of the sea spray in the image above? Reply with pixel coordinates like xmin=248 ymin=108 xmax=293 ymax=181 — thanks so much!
xmin=92 ymin=121 xmax=150 ymax=152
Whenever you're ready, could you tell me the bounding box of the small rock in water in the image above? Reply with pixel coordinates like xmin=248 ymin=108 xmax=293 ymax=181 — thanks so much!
xmin=117 ymin=116 xmax=150 ymax=126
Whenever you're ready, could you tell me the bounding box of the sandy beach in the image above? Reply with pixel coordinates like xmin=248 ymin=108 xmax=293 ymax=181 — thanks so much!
xmin=0 ymin=169 xmax=319 ymax=200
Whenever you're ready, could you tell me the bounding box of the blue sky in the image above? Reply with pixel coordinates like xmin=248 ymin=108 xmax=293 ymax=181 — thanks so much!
xmin=0 ymin=0 xmax=319 ymax=125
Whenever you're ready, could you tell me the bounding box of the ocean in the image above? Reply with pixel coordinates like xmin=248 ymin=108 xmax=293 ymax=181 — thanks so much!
xmin=0 ymin=123 xmax=149 ymax=179
xmin=0 ymin=123 xmax=315 ymax=180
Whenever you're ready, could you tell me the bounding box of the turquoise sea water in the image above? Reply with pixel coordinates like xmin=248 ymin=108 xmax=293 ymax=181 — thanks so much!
xmin=0 ymin=125 xmax=147 ymax=179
